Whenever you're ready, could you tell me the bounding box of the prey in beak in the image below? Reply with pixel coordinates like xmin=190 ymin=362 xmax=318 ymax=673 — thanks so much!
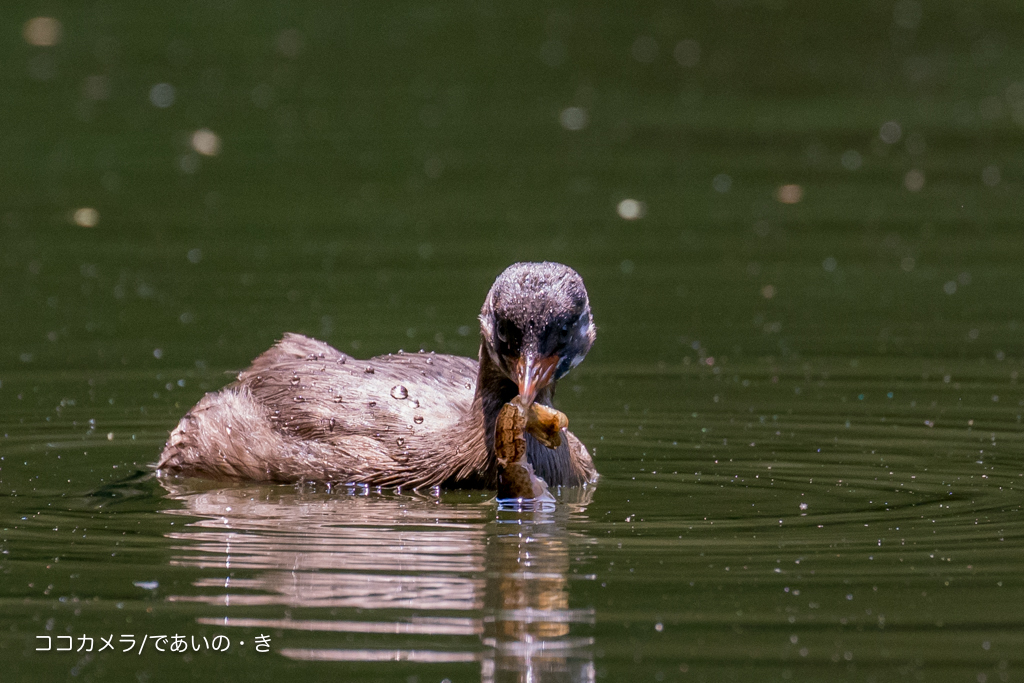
xmin=512 ymin=353 xmax=567 ymax=448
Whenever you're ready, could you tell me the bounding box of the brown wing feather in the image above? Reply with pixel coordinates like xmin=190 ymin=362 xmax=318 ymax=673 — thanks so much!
xmin=236 ymin=334 xmax=488 ymax=487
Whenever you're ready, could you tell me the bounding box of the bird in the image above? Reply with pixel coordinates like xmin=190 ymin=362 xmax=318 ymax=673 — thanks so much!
xmin=156 ymin=261 xmax=598 ymax=491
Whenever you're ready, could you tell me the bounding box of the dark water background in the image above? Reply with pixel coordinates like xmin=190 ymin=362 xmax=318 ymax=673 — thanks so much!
xmin=2 ymin=2 xmax=1023 ymax=681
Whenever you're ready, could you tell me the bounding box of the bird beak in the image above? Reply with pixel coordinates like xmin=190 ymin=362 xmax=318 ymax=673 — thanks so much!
xmin=513 ymin=353 xmax=559 ymax=405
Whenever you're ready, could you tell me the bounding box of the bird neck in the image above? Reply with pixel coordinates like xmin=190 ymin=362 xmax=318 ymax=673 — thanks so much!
xmin=476 ymin=342 xmax=519 ymax=459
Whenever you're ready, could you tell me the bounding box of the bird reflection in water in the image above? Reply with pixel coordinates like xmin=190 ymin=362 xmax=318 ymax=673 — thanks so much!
xmin=484 ymin=501 xmax=596 ymax=682
xmin=159 ymin=480 xmax=596 ymax=682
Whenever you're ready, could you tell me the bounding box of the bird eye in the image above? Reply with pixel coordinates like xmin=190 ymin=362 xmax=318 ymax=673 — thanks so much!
xmin=495 ymin=318 xmax=508 ymax=343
